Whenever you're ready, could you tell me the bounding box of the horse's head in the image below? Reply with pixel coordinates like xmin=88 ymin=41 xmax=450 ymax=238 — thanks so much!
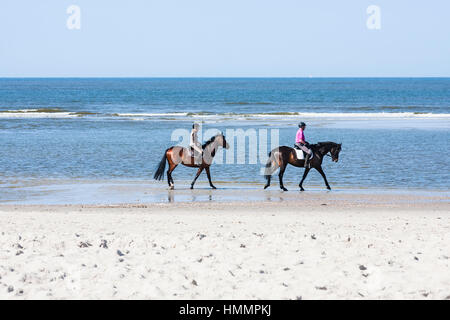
xmin=204 ymin=132 xmax=229 ymax=150
xmin=218 ymin=132 xmax=230 ymax=149
xmin=330 ymin=143 xmax=342 ymax=162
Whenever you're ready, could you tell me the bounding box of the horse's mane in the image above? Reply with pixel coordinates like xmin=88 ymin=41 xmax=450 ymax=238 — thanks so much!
xmin=202 ymin=134 xmax=220 ymax=149
xmin=310 ymin=141 xmax=339 ymax=151
xmin=316 ymin=141 xmax=338 ymax=146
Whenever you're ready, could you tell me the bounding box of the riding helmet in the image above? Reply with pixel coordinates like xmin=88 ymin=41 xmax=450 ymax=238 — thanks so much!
xmin=298 ymin=122 xmax=306 ymax=128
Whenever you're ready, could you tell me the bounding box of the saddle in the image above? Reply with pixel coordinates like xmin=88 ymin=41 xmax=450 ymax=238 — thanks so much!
xmin=293 ymin=145 xmax=313 ymax=160
xmin=190 ymin=147 xmax=203 ymax=164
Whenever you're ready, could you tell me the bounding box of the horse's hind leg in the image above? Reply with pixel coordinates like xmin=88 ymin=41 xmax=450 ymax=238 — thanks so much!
xmin=264 ymin=153 xmax=279 ymax=189
xmin=278 ymin=164 xmax=288 ymax=191
xmin=190 ymin=167 xmax=204 ymax=189
xmin=299 ymin=168 xmax=310 ymax=191
xmin=264 ymin=175 xmax=271 ymax=189
xmin=167 ymin=164 xmax=177 ymax=190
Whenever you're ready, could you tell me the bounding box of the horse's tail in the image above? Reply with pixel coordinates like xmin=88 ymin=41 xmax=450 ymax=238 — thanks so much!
xmin=264 ymin=150 xmax=279 ymax=182
xmin=153 ymin=149 xmax=168 ymax=181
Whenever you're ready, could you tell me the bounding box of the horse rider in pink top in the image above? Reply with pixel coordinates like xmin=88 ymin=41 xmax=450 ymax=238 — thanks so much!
xmin=295 ymin=122 xmax=312 ymax=167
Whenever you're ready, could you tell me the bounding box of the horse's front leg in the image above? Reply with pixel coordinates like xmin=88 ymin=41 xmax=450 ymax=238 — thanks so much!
xmin=316 ymin=166 xmax=331 ymax=190
xmin=205 ymin=167 xmax=216 ymax=189
xmin=190 ymin=167 xmax=204 ymax=189
xmin=299 ymin=167 xmax=310 ymax=191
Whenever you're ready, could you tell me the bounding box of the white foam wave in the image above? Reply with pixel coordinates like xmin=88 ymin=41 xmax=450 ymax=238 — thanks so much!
xmin=115 ymin=111 xmax=450 ymax=120
xmin=1 ymin=109 xmax=449 ymax=121
xmin=0 ymin=109 xmax=77 ymax=118
xmin=115 ymin=112 xmax=189 ymax=117
xmin=249 ymin=112 xmax=450 ymax=119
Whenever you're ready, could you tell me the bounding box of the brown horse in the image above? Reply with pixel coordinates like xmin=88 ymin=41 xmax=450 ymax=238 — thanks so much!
xmin=264 ymin=141 xmax=342 ymax=191
xmin=153 ymin=133 xmax=229 ymax=190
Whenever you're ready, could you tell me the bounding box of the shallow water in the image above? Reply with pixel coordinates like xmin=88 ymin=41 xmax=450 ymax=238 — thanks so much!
xmin=1 ymin=180 xmax=449 ymax=205
xmin=0 ymin=78 xmax=449 ymax=203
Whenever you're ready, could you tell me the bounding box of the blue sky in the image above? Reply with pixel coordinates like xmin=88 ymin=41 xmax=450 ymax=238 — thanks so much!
xmin=0 ymin=0 xmax=449 ymax=77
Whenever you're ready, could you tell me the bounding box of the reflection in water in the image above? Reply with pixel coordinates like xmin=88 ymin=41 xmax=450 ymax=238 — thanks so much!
xmin=167 ymin=189 xmax=215 ymax=203
xmin=191 ymin=191 xmax=214 ymax=202
xmin=265 ymin=193 xmax=285 ymax=202
xmin=168 ymin=190 xmax=174 ymax=203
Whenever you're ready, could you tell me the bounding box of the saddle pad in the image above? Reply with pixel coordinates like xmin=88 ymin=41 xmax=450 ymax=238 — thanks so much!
xmin=294 ymin=149 xmax=305 ymax=160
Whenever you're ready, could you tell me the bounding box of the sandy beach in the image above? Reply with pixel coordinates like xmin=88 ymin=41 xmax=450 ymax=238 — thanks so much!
xmin=0 ymin=191 xmax=449 ymax=300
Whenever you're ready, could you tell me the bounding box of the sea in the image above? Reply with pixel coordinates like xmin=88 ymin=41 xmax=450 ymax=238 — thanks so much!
xmin=0 ymin=78 xmax=449 ymax=203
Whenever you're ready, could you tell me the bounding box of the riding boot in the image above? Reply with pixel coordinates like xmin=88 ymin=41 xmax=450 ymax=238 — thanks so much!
xmin=304 ymin=153 xmax=310 ymax=168
xmin=195 ymin=151 xmax=203 ymax=165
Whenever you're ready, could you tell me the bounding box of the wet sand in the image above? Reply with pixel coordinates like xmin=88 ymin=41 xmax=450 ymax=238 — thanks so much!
xmin=1 ymin=179 xmax=449 ymax=205
xmin=0 ymin=191 xmax=449 ymax=300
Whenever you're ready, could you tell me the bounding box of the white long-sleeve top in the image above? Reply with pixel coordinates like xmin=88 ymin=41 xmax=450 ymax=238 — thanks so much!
xmin=190 ymin=130 xmax=198 ymax=147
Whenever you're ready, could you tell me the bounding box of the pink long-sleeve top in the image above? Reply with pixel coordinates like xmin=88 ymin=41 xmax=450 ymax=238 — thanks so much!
xmin=295 ymin=128 xmax=305 ymax=143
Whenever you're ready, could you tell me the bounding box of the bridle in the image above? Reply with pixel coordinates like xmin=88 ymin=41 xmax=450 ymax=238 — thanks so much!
xmin=315 ymin=144 xmax=339 ymax=160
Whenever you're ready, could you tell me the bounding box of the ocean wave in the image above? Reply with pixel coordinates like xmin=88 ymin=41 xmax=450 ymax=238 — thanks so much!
xmin=225 ymin=102 xmax=274 ymax=105
xmin=246 ymin=112 xmax=450 ymax=118
xmin=0 ymin=108 xmax=78 ymax=118
xmin=0 ymin=108 xmax=66 ymax=113
xmin=113 ymin=112 xmax=189 ymax=117
xmin=1 ymin=109 xmax=449 ymax=120
xmin=112 ymin=111 xmax=450 ymax=119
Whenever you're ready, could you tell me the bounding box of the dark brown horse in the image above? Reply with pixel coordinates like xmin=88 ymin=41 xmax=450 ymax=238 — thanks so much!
xmin=264 ymin=142 xmax=342 ymax=191
xmin=154 ymin=133 xmax=229 ymax=190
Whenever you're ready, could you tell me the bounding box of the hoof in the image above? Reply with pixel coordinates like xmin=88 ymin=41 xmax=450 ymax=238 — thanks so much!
xmin=300 ymin=187 xmax=305 ymax=191
xmin=327 ymin=186 xmax=331 ymax=190
xmin=264 ymin=185 xmax=269 ymax=189
xmin=168 ymin=185 xmax=174 ymax=190
xmin=211 ymin=185 xmax=217 ymax=189
xmin=190 ymin=185 xmax=194 ymax=190
xmin=281 ymin=187 xmax=288 ymax=192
